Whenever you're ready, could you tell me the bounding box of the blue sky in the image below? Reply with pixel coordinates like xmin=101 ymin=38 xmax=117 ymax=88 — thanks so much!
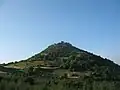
xmin=0 ymin=0 xmax=120 ymax=64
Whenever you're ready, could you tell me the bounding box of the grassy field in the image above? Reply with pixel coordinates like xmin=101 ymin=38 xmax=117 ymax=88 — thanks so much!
xmin=5 ymin=60 xmax=45 ymax=69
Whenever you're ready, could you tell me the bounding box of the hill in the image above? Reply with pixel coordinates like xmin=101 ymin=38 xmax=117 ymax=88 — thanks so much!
xmin=2 ymin=41 xmax=120 ymax=90
xmin=5 ymin=41 xmax=120 ymax=79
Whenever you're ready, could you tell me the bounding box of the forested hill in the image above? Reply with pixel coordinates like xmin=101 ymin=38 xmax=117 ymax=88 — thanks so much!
xmin=2 ymin=41 xmax=120 ymax=90
xmin=5 ymin=41 xmax=120 ymax=77
xmin=26 ymin=41 xmax=120 ymax=76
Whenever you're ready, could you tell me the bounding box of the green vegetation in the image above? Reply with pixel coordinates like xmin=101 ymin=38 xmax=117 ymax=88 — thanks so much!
xmin=6 ymin=60 xmax=45 ymax=69
xmin=1 ymin=41 xmax=120 ymax=90
xmin=0 ymin=68 xmax=120 ymax=90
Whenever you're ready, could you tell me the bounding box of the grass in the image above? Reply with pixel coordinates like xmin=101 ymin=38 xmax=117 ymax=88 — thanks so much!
xmin=5 ymin=60 xmax=45 ymax=69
